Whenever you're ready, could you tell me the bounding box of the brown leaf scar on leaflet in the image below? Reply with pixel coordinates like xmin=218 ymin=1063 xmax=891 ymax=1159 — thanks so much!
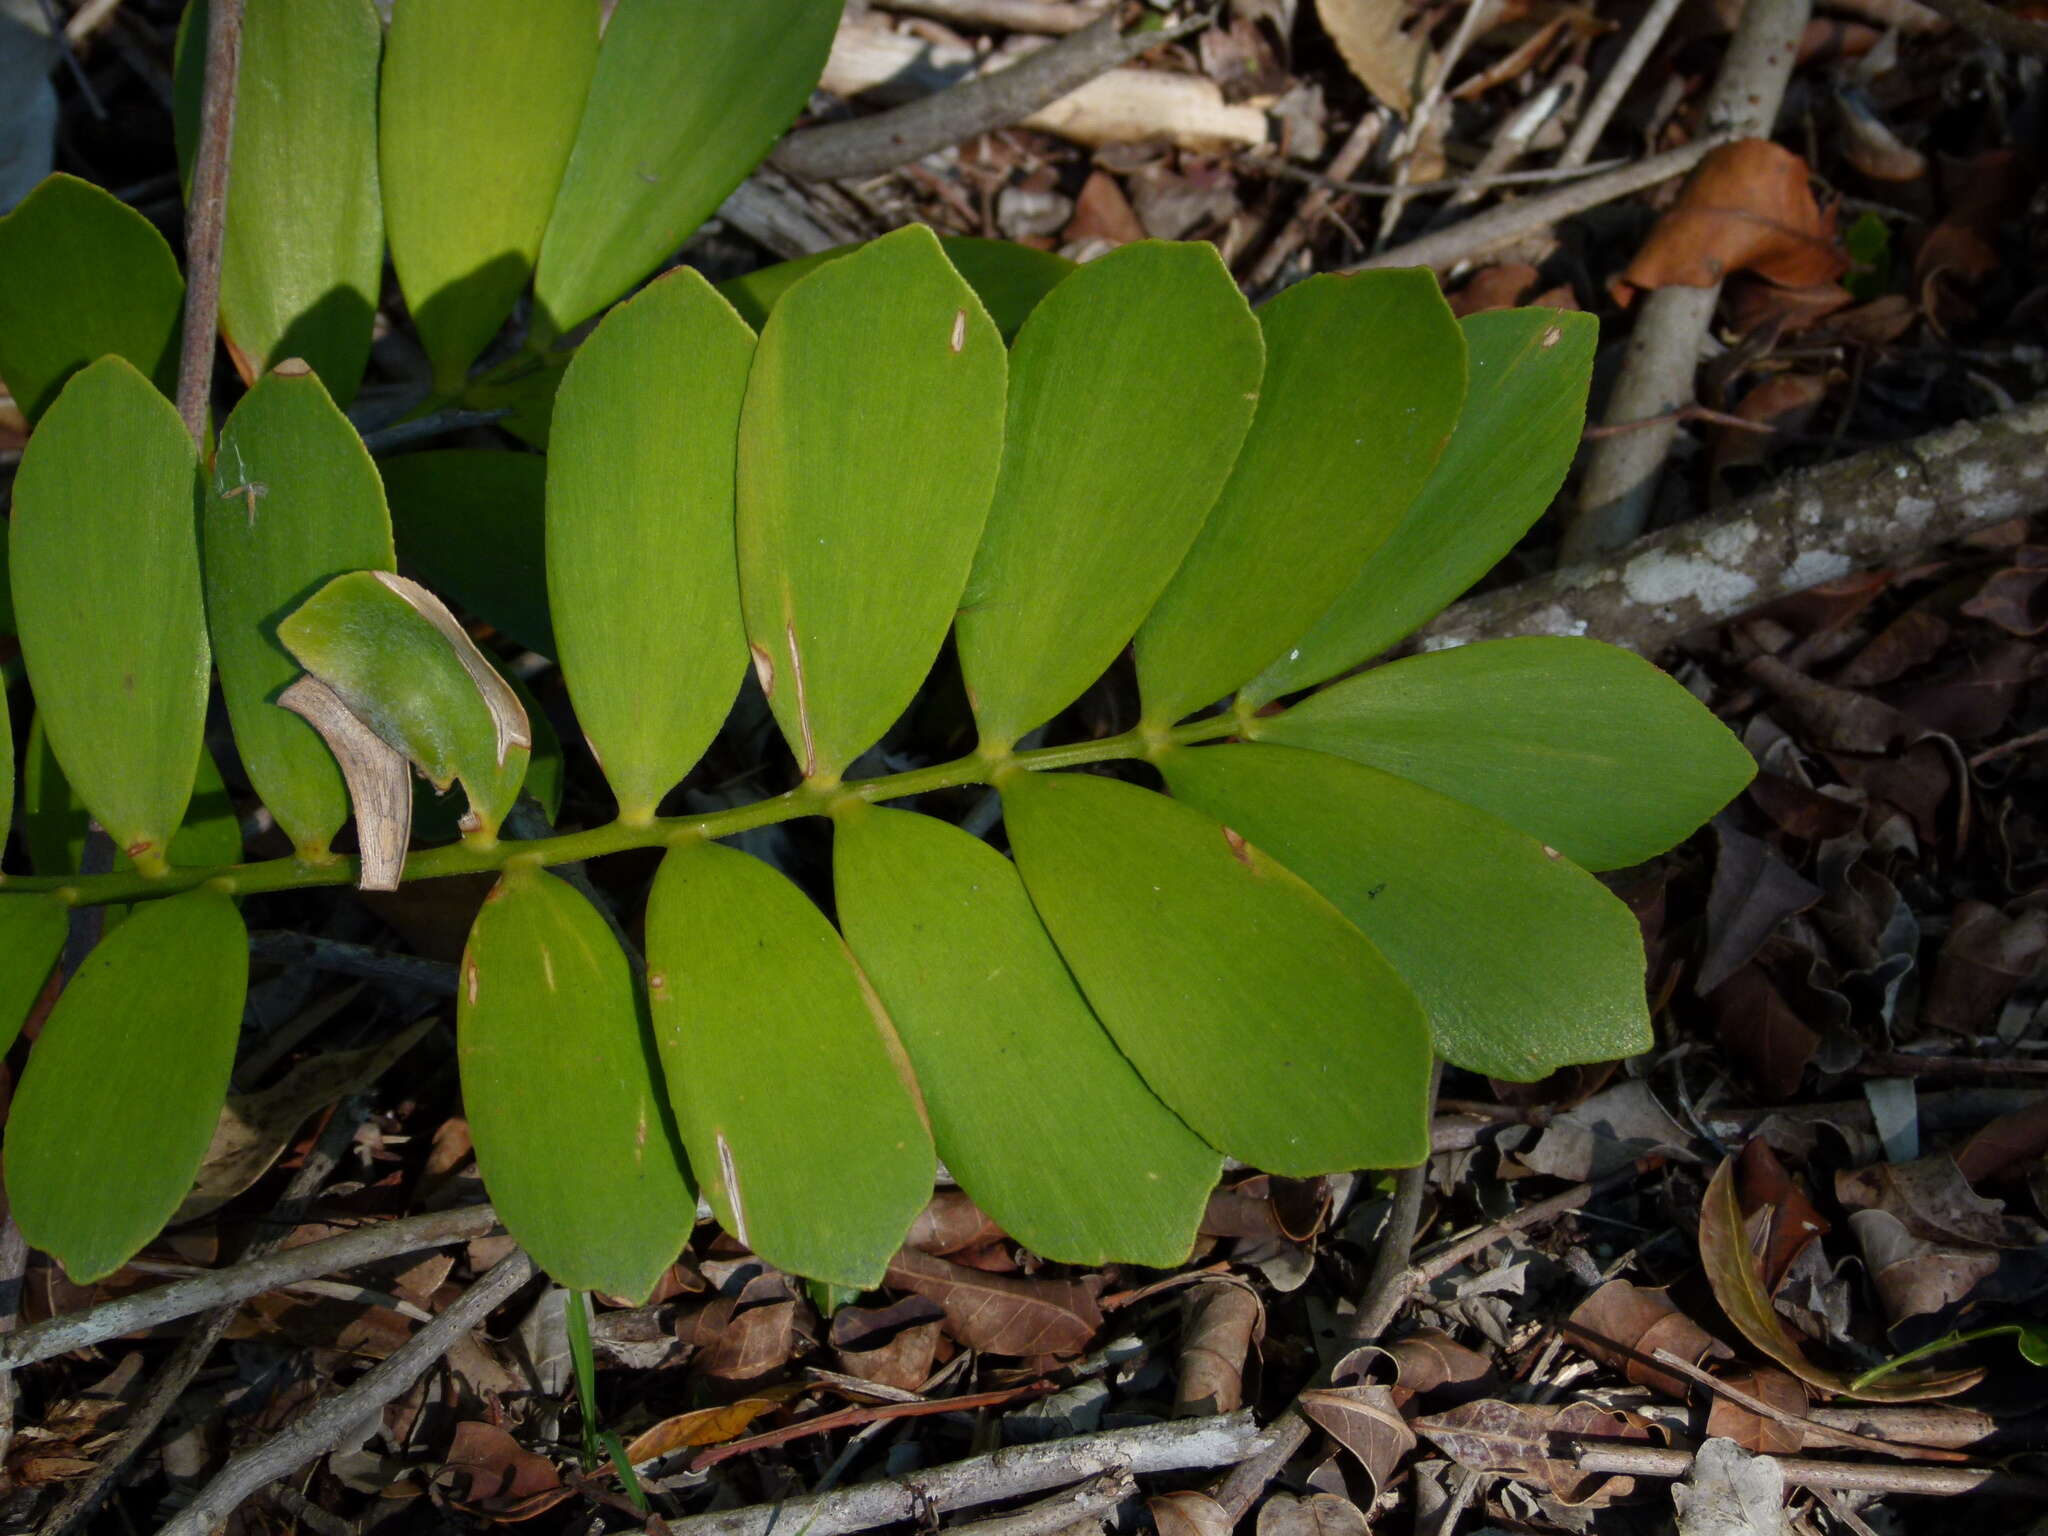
xmin=1543 ymin=845 xmax=1564 ymax=860
xmin=749 ymin=642 xmax=775 ymax=698
xmin=464 ymin=956 xmax=480 ymax=1005
xmin=717 ymin=1132 xmax=748 ymax=1245
xmin=1222 ymin=826 xmax=1253 ymax=868
xmin=1541 ymin=324 xmax=1564 ymax=348
xmin=949 ymin=308 xmax=966 ymax=353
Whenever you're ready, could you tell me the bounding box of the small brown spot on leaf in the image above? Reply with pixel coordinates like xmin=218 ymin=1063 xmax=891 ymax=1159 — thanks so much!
xmin=717 ymin=1133 xmax=748 ymax=1245
xmin=1222 ymin=826 xmax=1253 ymax=867
xmin=1542 ymin=844 xmax=1564 ymax=860
xmin=949 ymin=308 xmax=967 ymax=353
xmin=648 ymin=970 xmax=668 ymax=997
xmin=1540 ymin=324 xmax=1564 ymax=348
xmin=464 ymin=957 xmax=480 ymax=1005
xmin=123 ymin=840 xmax=153 ymax=860
xmin=749 ymin=642 xmax=775 ymax=698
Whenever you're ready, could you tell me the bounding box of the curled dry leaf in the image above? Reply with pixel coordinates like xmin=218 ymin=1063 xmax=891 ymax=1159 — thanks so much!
xmin=1962 ymin=560 xmax=2048 ymax=637
xmin=829 ymin=1295 xmax=946 ymax=1394
xmin=431 ymin=1421 xmax=572 ymax=1522
xmin=1412 ymin=1398 xmax=1656 ymax=1506
xmin=1674 ymin=1438 xmax=1790 ymax=1536
xmin=1176 ymin=1277 xmax=1264 ymax=1415
xmin=904 ymin=1189 xmax=1008 ymax=1258
xmin=278 ymin=675 xmax=412 ymax=892
xmin=624 ymin=1387 xmax=801 ymax=1466
xmin=1697 ymin=1155 xmax=1984 ymax=1401
xmin=1256 ymin=1491 xmax=1372 ymax=1536
xmin=1315 ymin=0 xmax=1433 ymax=113
xmin=1835 ymin=608 xmax=1952 ymax=689
xmin=1846 ymin=1208 xmax=1998 ymax=1325
xmin=1564 ymin=1279 xmax=1735 ymax=1400
xmin=1704 ymin=1365 xmax=1807 ymax=1456
xmin=1335 ymin=1328 xmax=1492 ymax=1400
xmin=677 ymin=1269 xmax=815 ymax=1384
xmin=1922 ymin=903 xmax=2048 ymax=1034
xmin=1835 ymin=1153 xmax=2047 ymax=1249
xmin=885 ymin=1247 xmax=1102 ymax=1357
xmin=1619 ymin=140 xmax=1845 ymax=297
xmin=1735 ymin=1138 xmax=1831 ymax=1293
xmin=1955 ymin=1098 xmax=2048 ymax=1186
xmin=1150 ymin=1490 xmax=1234 ymax=1536
xmin=1298 ymin=1384 xmax=1416 ymax=1499
xmin=1708 ymin=965 xmax=1819 ymax=1101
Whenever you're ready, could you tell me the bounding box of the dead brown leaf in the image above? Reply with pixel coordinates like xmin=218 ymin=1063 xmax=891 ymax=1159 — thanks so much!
xmin=1176 ymin=1278 xmax=1264 ymax=1415
xmin=1315 ymin=0 xmax=1433 ymax=112
xmin=1962 ymin=563 xmax=2048 ymax=636
xmin=1709 ymin=965 xmax=1821 ymax=1103
xmin=1924 ymin=902 xmax=2048 ymax=1033
xmin=1151 ymin=1490 xmax=1234 ymax=1536
xmin=1955 ymin=1099 xmax=2048 ymax=1186
xmin=1704 ymin=1365 xmax=1807 ymax=1455
xmin=1564 ymin=1280 xmax=1734 ymax=1399
xmin=1064 ymin=169 xmax=1147 ymax=246
xmin=1256 ymin=1491 xmax=1372 ymax=1536
xmin=677 ymin=1269 xmax=814 ymax=1385
xmin=1835 ymin=1154 xmax=2046 ymax=1249
xmin=905 ymin=1190 xmax=1008 ymax=1259
xmin=1620 ymin=140 xmax=1845 ymax=296
xmin=1298 ymin=1384 xmax=1416 ymax=1498
xmin=431 ymin=1422 xmax=571 ymax=1522
xmin=1412 ymin=1398 xmax=1655 ymax=1505
xmin=1335 ymin=1328 xmax=1493 ymax=1401
xmin=1698 ymin=821 xmax=1825 ymax=996
xmin=1735 ymin=1138 xmax=1832 ymax=1291
xmin=1835 ymin=608 xmax=1952 ymax=688
xmin=829 ymin=1295 xmax=946 ymax=1394
xmin=1847 ymin=1208 xmax=1998 ymax=1324
xmin=885 ymin=1247 xmax=1101 ymax=1357
xmin=624 ymin=1388 xmax=800 ymax=1465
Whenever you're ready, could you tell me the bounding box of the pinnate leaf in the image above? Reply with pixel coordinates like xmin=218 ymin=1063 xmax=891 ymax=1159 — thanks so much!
xmin=5 ymin=890 xmax=246 ymax=1283
xmin=11 ymin=357 xmax=207 ymax=875
xmin=833 ymin=803 xmax=1218 ymax=1266
xmin=1000 ymin=769 xmax=1431 ymax=1174
xmin=208 ymin=361 xmax=396 ymax=859
xmin=645 ymin=840 xmax=933 ymax=1287
xmin=460 ymin=866 xmax=695 ymax=1301
xmin=718 ymin=235 xmax=1072 ymax=341
xmin=1255 ymin=637 xmax=1756 ymax=870
xmin=548 ymin=268 xmax=753 ymax=821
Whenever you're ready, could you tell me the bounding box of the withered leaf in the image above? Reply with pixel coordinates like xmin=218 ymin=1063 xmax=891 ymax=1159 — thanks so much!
xmin=1298 ymin=1384 xmax=1415 ymax=1499
xmin=1256 ymin=1491 xmax=1372 ymax=1536
xmin=1846 ymin=1208 xmax=1998 ymax=1325
xmin=1412 ymin=1398 xmax=1655 ymax=1506
xmin=905 ymin=1190 xmax=1007 ymax=1258
xmin=1704 ymin=1366 xmax=1807 ymax=1456
xmin=829 ymin=1295 xmax=945 ymax=1395
xmin=1620 ymin=140 xmax=1846 ymax=295
xmin=1176 ymin=1278 xmax=1264 ymax=1416
xmin=885 ymin=1247 xmax=1101 ymax=1357
xmin=1835 ymin=1154 xmax=2046 ymax=1250
xmin=1564 ymin=1280 xmax=1734 ymax=1400
xmin=1150 ymin=1490 xmax=1234 ymax=1536
xmin=1736 ymin=1138 xmax=1831 ymax=1292
xmin=624 ymin=1388 xmax=800 ymax=1466
xmin=1961 ymin=561 xmax=2048 ymax=636
xmin=1698 ymin=820 xmax=1824 ymax=996
xmin=432 ymin=1422 xmax=571 ymax=1522
xmin=677 ymin=1270 xmax=814 ymax=1384
xmin=1923 ymin=902 xmax=2048 ymax=1035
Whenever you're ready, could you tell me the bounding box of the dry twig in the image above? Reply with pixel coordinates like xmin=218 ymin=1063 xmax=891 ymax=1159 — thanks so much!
xmin=1559 ymin=0 xmax=1688 ymax=167
xmin=173 ymin=0 xmax=243 ymax=447
xmin=1574 ymin=1443 xmax=2048 ymax=1496
xmin=1648 ymin=1350 xmax=1969 ymax=1463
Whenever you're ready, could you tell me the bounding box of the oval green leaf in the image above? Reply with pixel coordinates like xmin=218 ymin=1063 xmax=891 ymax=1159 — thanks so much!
xmin=718 ymin=236 xmax=1073 ymax=342
xmin=1134 ymin=270 xmax=1466 ymax=726
xmin=19 ymin=716 xmax=240 ymax=880
xmin=1159 ymin=743 xmax=1651 ymax=1081
xmin=548 ymin=269 xmax=754 ymax=822
xmin=277 ymin=570 xmax=531 ymax=841
xmin=535 ymin=0 xmax=845 ymax=336
xmin=379 ymin=0 xmax=599 ymax=390
xmin=0 ymin=174 xmax=183 ymax=422
xmin=459 ymin=865 xmax=696 ymax=1301
xmin=382 ymin=450 xmax=553 ymax=658
xmin=735 ymin=224 xmax=1006 ymax=783
xmin=174 ymin=0 xmax=383 ymax=402
xmin=1253 ymin=636 xmax=1757 ymax=871
xmin=209 ymin=362 xmax=397 ymax=858
xmin=958 ymin=242 xmax=1263 ymax=749
xmin=999 ymin=769 xmax=1431 ymax=1174
xmin=11 ymin=358 xmax=207 ymax=875
xmin=5 ymin=889 xmax=247 ymax=1283
xmin=645 ymin=839 xmax=933 ymax=1287
xmin=1245 ymin=309 xmax=1598 ymax=703
xmin=0 ymin=896 xmax=65 ymax=1060
xmin=833 ymin=803 xmax=1219 ymax=1266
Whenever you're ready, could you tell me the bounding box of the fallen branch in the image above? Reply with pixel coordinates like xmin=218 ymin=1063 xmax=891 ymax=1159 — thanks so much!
xmin=775 ymin=12 xmax=1199 ymax=181
xmin=1344 ymin=137 xmax=1724 ymax=273
xmin=0 ymin=1204 xmax=499 ymax=1370
xmin=1558 ymin=0 xmax=1687 ymax=167
xmin=174 ymin=0 xmax=244 ymax=447
xmin=1574 ymin=1442 xmax=2048 ymax=1496
xmin=1419 ymin=396 xmax=2048 ymax=654
xmin=940 ymin=1472 xmax=1137 ymax=1536
xmin=1648 ymin=1349 xmax=1968 ymax=1463
xmin=660 ymin=1415 xmax=1269 ymax=1536
xmin=157 ymin=1250 xmax=537 ymax=1536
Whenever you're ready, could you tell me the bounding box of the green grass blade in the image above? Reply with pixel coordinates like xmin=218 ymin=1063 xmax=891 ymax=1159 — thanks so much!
xmin=459 ymin=868 xmax=695 ymax=1301
xmin=5 ymin=890 xmax=246 ymax=1282
xmin=735 ymin=225 xmax=1007 ymax=783
xmin=1254 ymin=636 xmax=1758 ymax=871
xmin=833 ymin=803 xmax=1219 ymax=1266
xmin=1135 ymin=270 xmax=1466 ymax=726
xmin=645 ymin=840 xmax=933 ymax=1287
xmin=1160 ymin=743 xmax=1651 ymax=1081
xmin=1000 ymin=770 xmax=1431 ymax=1174
xmin=0 ymin=174 xmax=183 ymax=422
xmin=535 ymin=0 xmax=844 ymax=336
xmin=958 ymin=242 xmax=1263 ymax=750
xmin=208 ymin=362 xmax=396 ymax=859
xmin=10 ymin=358 xmax=207 ymax=875
xmin=548 ymin=269 xmax=754 ymax=822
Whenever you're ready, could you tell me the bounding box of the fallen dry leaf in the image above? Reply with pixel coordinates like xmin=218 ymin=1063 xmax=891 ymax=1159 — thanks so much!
xmin=829 ymin=1295 xmax=946 ymax=1394
xmin=677 ymin=1269 xmax=814 ymax=1384
xmin=1835 ymin=1153 xmax=2046 ymax=1249
xmin=1150 ymin=1490 xmax=1234 ymax=1536
xmin=1315 ymin=0 xmax=1433 ymax=112
xmin=1955 ymin=1098 xmax=2048 ymax=1186
xmin=1834 ymin=608 xmax=1952 ymax=688
xmin=885 ymin=1247 xmax=1102 ymax=1357
xmin=1256 ymin=1491 xmax=1372 ymax=1536
xmin=431 ymin=1422 xmax=571 ymax=1522
xmin=1564 ymin=1280 xmax=1734 ymax=1399
xmin=1698 ymin=820 xmax=1824 ymax=995
xmin=1412 ymin=1398 xmax=1655 ymax=1506
xmin=1698 ymin=1154 xmax=1984 ymax=1401
xmin=1704 ymin=1366 xmax=1807 ymax=1456
xmin=1176 ymin=1278 xmax=1264 ymax=1415
xmin=1298 ymin=1384 xmax=1415 ymax=1498
xmin=1064 ymin=169 xmax=1147 ymax=246
xmin=1735 ymin=1138 xmax=1831 ymax=1292
xmin=1846 ymin=1208 xmax=1998 ymax=1324
xmin=624 ymin=1388 xmax=800 ymax=1465
xmin=1620 ymin=139 xmax=1845 ymax=296
xmin=1336 ymin=1328 xmax=1493 ymax=1401
xmin=904 ymin=1190 xmax=1008 ymax=1258
xmin=1924 ymin=902 xmax=2048 ymax=1032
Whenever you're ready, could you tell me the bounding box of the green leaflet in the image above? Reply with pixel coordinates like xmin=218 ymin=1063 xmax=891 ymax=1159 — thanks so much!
xmin=0 ymin=897 xmax=64 ymax=1060
xmin=718 ymin=236 xmax=1073 ymax=342
xmin=0 ymin=174 xmax=183 ymax=421
xmin=208 ymin=363 xmax=397 ymax=859
xmin=459 ymin=866 xmax=695 ymax=1301
xmin=1245 ymin=309 xmax=1598 ymax=703
xmin=277 ymin=570 xmax=531 ymax=841
xmin=1 ymin=666 xmax=11 ymax=849
xmin=174 ymin=0 xmax=383 ymax=403
xmin=735 ymin=225 xmax=1007 ymax=783
xmin=381 ymin=450 xmax=554 ymax=658
xmin=958 ymin=242 xmax=1263 ymax=749
xmin=534 ymin=0 xmax=845 ymax=336
xmin=645 ymin=840 xmax=933 ymax=1287
xmin=10 ymin=359 xmax=208 ymax=876
xmin=833 ymin=803 xmax=1218 ymax=1266
xmin=1135 ymin=270 xmax=1466 ymax=726
xmin=548 ymin=268 xmax=754 ymax=822
xmin=379 ymin=0 xmax=599 ymax=390
xmin=5 ymin=889 xmax=246 ymax=1283
xmin=1253 ymin=637 xmax=1758 ymax=871
xmin=1000 ymin=770 xmax=1431 ymax=1174
xmin=19 ymin=717 xmax=240 ymax=880
xmin=1159 ymin=743 xmax=1651 ymax=1081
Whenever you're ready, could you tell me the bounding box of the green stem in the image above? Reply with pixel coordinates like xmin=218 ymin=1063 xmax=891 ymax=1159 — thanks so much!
xmin=2 ymin=715 xmax=1242 ymax=911
xmin=1846 ymin=1324 xmax=2035 ymax=1392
